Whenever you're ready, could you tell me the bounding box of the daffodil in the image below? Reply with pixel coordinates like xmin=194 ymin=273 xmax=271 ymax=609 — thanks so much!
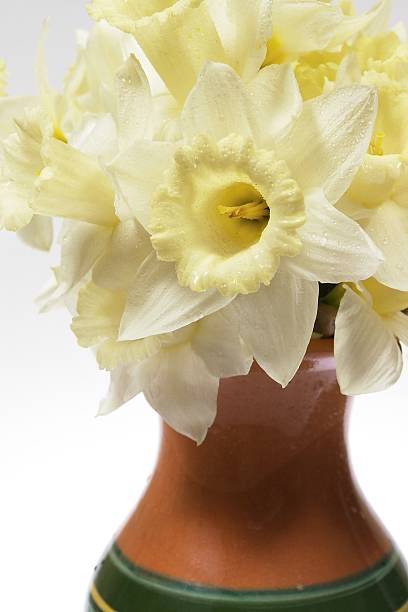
xmin=335 ymin=278 xmax=408 ymax=394
xmin=88 ymin=0 xmax=274 ymax=104
xmin=264 ymin=0 xmax=390 ymax=72
xmin=104 ymin=62 xmax=382 ymax=401
xmin=339 ymin=43 xmax=408 ymax=291
xmin=0 ymin=21 xmax=139 ymax=254
xmin=33 ymin=53 xmax=150 ymax=309
xmin=71 ymin=218 xmax=252 ymax=443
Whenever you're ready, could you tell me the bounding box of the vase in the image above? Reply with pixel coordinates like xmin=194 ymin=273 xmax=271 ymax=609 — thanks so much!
xmin=87 ymin=339 xmax=408 ymax=611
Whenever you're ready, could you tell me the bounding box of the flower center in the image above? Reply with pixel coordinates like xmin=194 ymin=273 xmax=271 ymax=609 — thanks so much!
xmin=218 ymin=187 xmax=270 ymax=222
xmin=150 ymin=134 xmax=305 ymax=296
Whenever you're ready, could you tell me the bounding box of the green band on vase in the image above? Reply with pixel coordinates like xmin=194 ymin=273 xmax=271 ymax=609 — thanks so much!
xmin=88 ymin=544 xmax=408 ymax=612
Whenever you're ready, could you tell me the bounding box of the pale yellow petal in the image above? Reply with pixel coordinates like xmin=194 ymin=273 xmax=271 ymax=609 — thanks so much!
xmin=17 ymin=215 xmax=53 ymax=251
xmin=362 ymin=278 xmax=408 ymax=315
xmin=207 ymin=0 xmax=273 ymax=81
xmin=72 ymin=281 xmax=163 ymax=370
xmin=0 ymin=180 xmax=33 ymax=231
xmin=34 ymin=139 xmax=117 ymax=227
xmin=89 ymin=0 xmax=227 ymax=104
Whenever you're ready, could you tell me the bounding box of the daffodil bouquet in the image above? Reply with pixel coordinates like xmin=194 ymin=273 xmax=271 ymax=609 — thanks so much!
xmin=1 ymin=0 xmax=407 ymax=443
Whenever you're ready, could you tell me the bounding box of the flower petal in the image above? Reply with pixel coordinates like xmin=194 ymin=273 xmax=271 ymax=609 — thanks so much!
xmin=269 ymin=1 xmax=343 ymax=58
xmin=100 ymin=345 xmax=219 ymax=444
xmin=276 ymin=86 xmax=378 ymax=204
xmin=330 ymin=0 xmax=390 ymax=46
xmin=207 ymin=0 xmax=273 ymax=81
xmin=247 ymin=64 xmax=302 ymax=148
xmin=17 ymin=215 xmax=53 ymax=251
xmin=92 ymin=219 xmax=152 ymax=290
xmin=132 ymin=1 xmax=226 ymax=104
xmin=0 ymin=96 xmax=37 ymax=138
xmin=72 ymin=280 xmax=163 ymax=370
xmin=108 ymin=140 xmax=176 ymax=229
xmin=0 ymin=180 xmax=33 ymax=231
xmin=386 ymin=312 xmax=408 ymax=345
xmin=34 ymin=139 xmax=117 ymax=226
xmin=181 ymin=62 xmax=254 ymax=142
xmin=363 ymin=200 xmax=408 ymax=291
xmin=89 ymin=1 xmax=227 ymax=104
xmin=115 ymin=54 xmax=152 ymax=150
xmin=232 ymin=266 xmax=319 ymax=387
xmin=37 ymin=221 xmax=113 ymax=312
xmin=286 ymin=189 xmax=383 ymax=283
xmin=119 ymin=252 xmax=233 ymax=340
xmin=335 ymin=287 xmax=402 ymax=395
xmin=191 ymin=305 xmax=253 ymax=379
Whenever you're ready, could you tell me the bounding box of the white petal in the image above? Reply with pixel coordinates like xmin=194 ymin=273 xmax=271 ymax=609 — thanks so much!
xmin=247 ymin=64 xmax=302 ymax=148
xmin=69 ymin=113 xmax=118 ymax=160
xmin=276 ymin=86 xmax=378 ymax=204
xmin=207 ymin=0 xmax=273 ymax=81
xmin=92 ymin=219 xmax=152 ymax=290
xmin=100 ymin=346 xmax=219 ymax=444
xmin=286 ymin=189 xmax=383 ymax=283
xmin=119 ymin=252 xmax=233 ymax=340
xmin=38 ymin=221 xmax=112 ymax=312
xmin=82 ymin=20 xmax=139 ymax=112
xmin=386 ymin=312 xmax=408 ymax=346
xmin=17 ymin=215 xmax=53 ymax=251
xmin=108 ymin=140 xmax=176 ymax=229
xmin=144 ymin=346 xmax=219 ymax=443
xmin=181 ymin=62 xmax=254 ymax=142
xmin=363 ymin=201 xmax=408 ymax=291
xmin=232 ymin=267 xmax=318 ymax=387
xmin=335 ymin=287 xmax=402 ymax=395
xmin=0 ymin=96 xmax=37 ymax=139
xmin=115 ymin=54 xmax=152 ymax=150
xmin=191 ymin=305 xmax=253 ymax=379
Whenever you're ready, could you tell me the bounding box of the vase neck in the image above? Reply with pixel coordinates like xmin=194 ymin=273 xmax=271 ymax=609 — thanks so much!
xmin=158 ymin=344 xmax=347 ymax=495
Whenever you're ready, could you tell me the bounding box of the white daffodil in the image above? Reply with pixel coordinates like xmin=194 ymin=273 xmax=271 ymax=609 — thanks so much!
xmin=107 ymin=62 xmax=382 ymax=394
xmin=70 ymin=218 xmax=252 ymax=443
xmin=337 ymin=66 xmax=408 ymax=291
xmin=0 ymin=21 xmax=138 ymax=253
xmin=264 ymin=0 xmax=389 ymax=70
xmin=88 ymin=0 xmax=274 ymax=104
xmin=335 ymin=279 xmax=408 ymax=394
xmin=27 ymin=41 xmax=157 ymax=309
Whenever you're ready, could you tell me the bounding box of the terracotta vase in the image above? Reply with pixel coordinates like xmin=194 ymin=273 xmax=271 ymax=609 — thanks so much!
xmin=87 ymin=339 xmax=408 ymax=611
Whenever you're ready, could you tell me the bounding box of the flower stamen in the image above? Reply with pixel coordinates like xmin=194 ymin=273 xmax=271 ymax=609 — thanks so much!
xmin=218 ymin=199 xmax=270 ymax=221
xmin=369 ymin=132 xmax=385 ymax=156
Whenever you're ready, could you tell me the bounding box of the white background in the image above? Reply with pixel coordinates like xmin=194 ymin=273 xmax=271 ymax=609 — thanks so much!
xmin=0 ymin=1 xmax=407 ymax=610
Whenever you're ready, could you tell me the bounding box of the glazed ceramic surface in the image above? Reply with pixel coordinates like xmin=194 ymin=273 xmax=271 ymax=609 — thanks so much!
xmin=88 ymin=340 xmax=408 ymax=611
